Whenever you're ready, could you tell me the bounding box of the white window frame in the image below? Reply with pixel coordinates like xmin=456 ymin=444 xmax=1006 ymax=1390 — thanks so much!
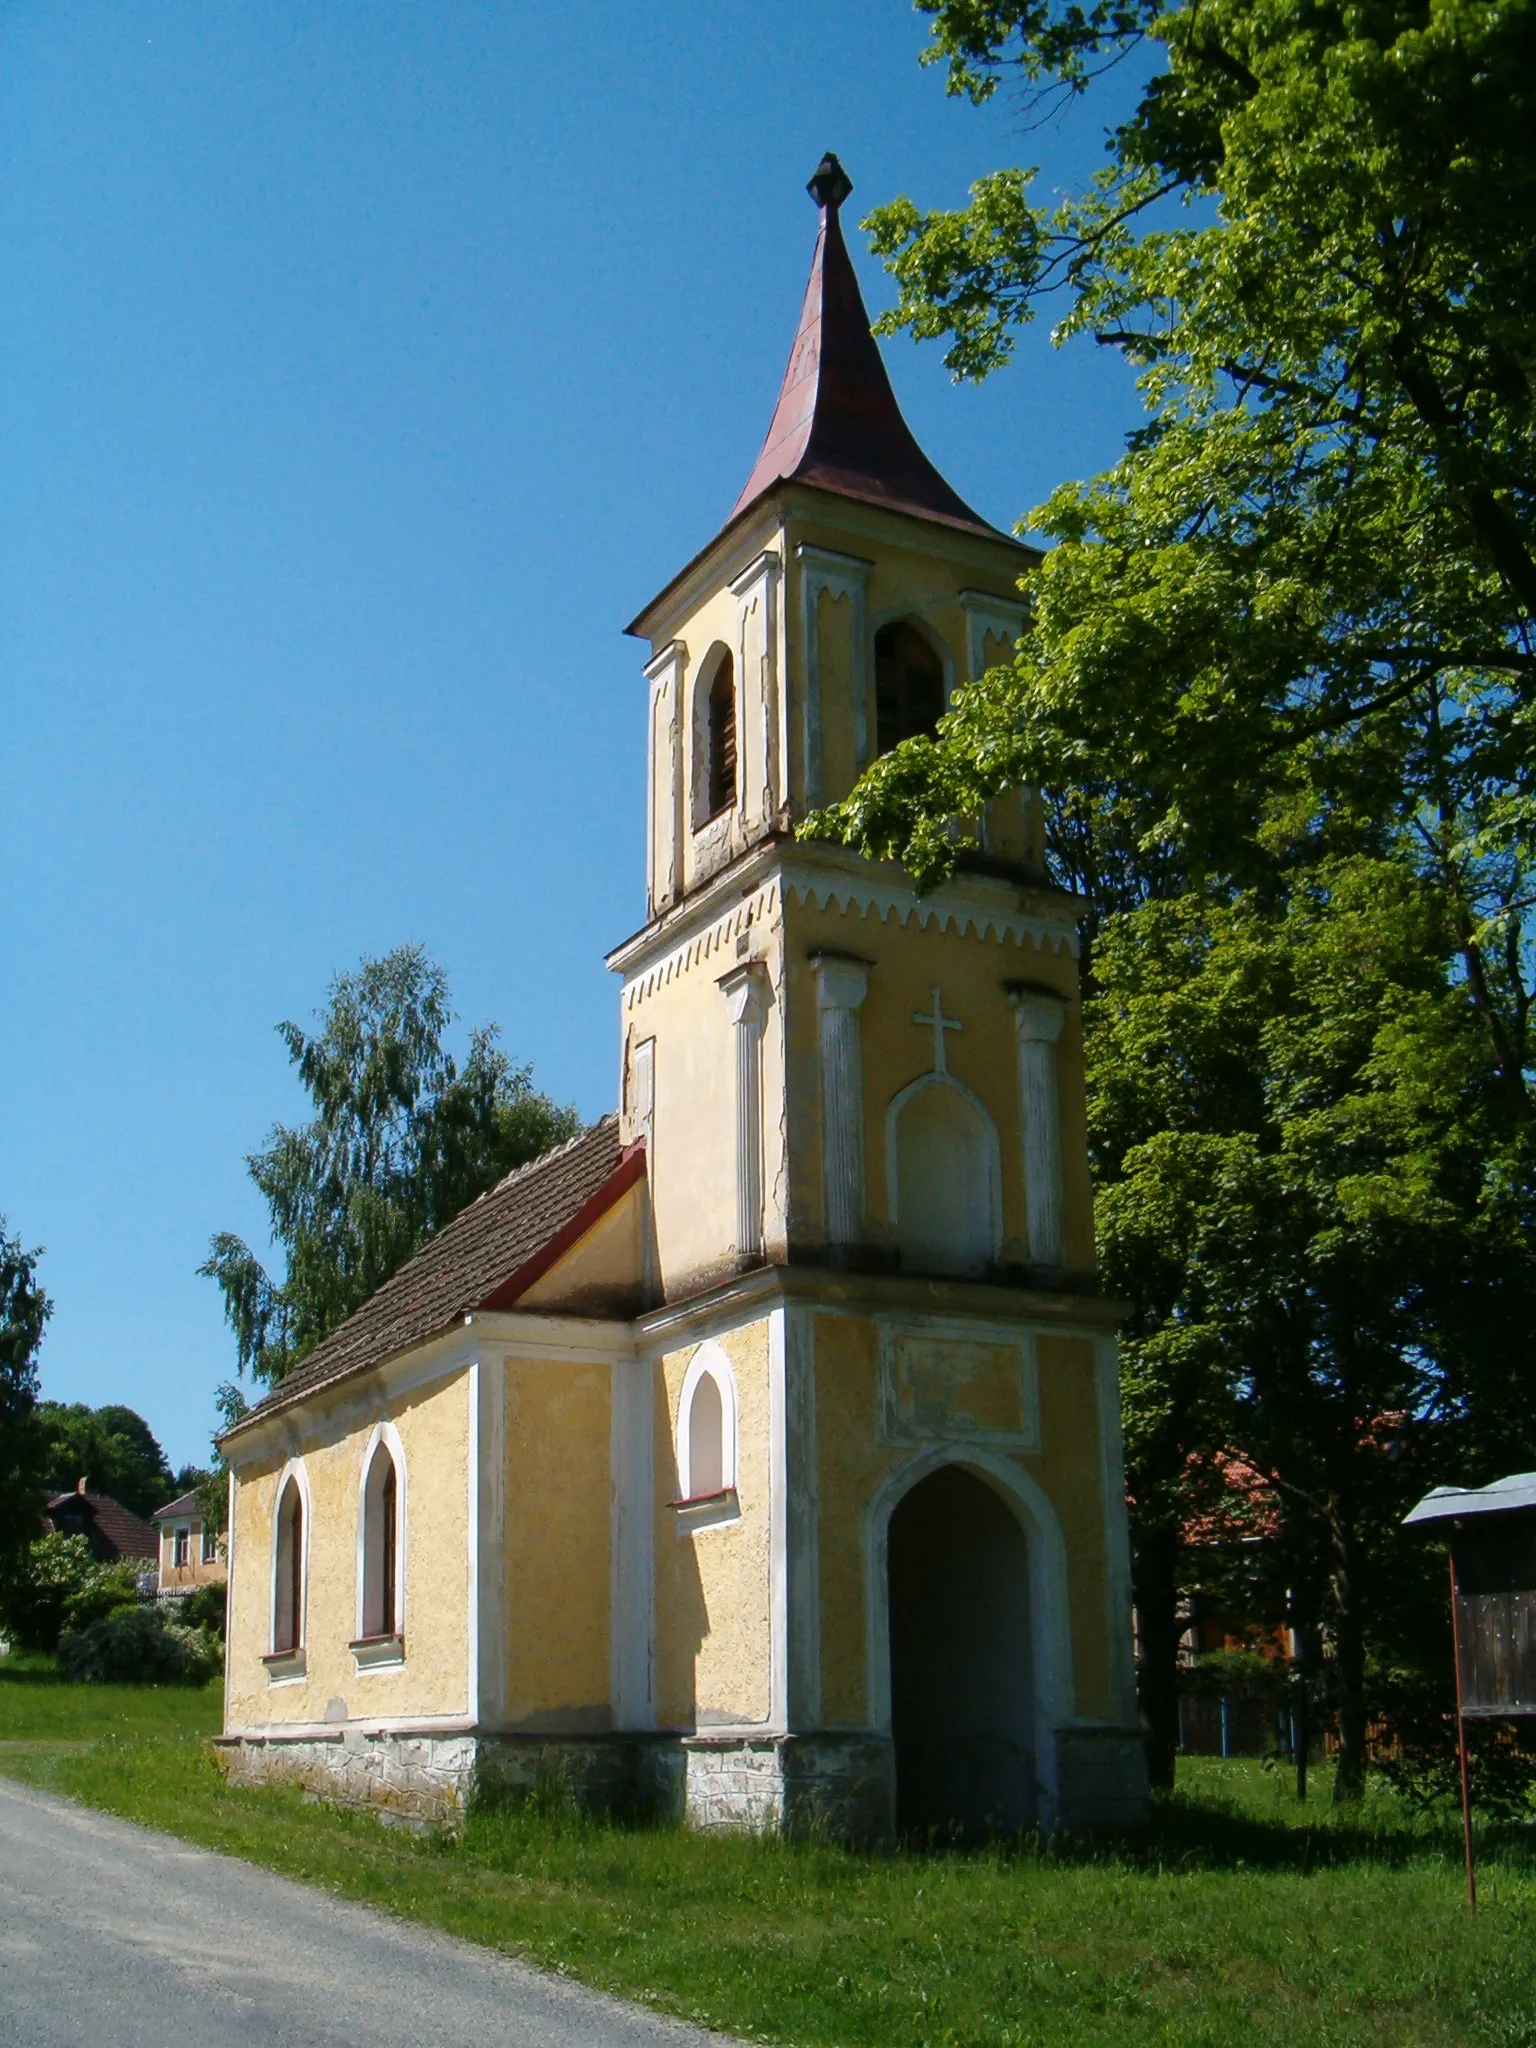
xmin=676 ymin=1341 xmax=740 ymax=1514
xmin=353 ymin=1420 xmax=408 ymax=1669
xmin=173 ymin=1523 xmax=191 ymax=1569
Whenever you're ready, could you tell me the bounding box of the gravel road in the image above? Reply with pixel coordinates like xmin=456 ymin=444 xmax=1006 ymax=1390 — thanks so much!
xmin=0 ymin=1773 xmax=725 ymax=2048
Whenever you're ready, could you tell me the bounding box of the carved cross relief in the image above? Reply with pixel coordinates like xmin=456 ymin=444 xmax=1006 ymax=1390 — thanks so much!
xmin=911 ymin=985 xmax=963 ymax=1075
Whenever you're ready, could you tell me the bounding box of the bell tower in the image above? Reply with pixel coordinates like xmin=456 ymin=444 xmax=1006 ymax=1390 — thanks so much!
xmin=612 ymin=153 xmax=1079 ymax=1299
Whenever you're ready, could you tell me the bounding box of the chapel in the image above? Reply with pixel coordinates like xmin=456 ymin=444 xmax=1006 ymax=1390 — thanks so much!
xmin=217 ymin=155 xmax=1148 ymax=1839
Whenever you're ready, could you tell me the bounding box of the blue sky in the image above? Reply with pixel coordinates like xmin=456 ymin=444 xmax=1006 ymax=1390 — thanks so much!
xmin=1 ymin=1 xmax=1148 ymax=1473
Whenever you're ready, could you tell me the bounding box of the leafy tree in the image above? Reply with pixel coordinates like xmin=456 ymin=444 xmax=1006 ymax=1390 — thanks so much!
xmin=810 ymin=0 xmax=1536 ymax=1795
xmin=1091 ymin=859 xmax=1535 ymax=1790
xmin=0 ymin=1220 xmax=50 ymax=1594
xmin=203 ymin=945 xmax=579 ymax=1387
xmin=37 ymin=1402 xmax=175 ymax=1519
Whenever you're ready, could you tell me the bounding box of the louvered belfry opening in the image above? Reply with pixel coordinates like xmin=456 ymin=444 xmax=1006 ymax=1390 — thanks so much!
xmin=875 ymin=622 xmax=946 ymax=756
xmin=708 ymin=652 xmax=737 ymax=815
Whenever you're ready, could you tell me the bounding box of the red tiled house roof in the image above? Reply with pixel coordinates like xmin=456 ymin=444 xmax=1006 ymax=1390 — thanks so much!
xmin=43 ymin=1492 xmax=158 ymax=1564
xmin=225 ymin=1116 xmax=642 ymax=1438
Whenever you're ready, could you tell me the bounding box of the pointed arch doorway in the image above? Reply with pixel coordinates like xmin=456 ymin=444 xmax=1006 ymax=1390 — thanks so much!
xmin=887 ymin=1464 xmax=1036 ymax=1840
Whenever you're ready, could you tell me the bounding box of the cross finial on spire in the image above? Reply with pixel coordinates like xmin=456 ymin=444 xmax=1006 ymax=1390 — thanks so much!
xmin=807 ymin=152 xmax=853 ymax=212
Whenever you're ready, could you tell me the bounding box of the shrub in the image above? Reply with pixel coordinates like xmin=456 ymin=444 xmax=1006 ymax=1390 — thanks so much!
xmin=1372 ymin=1665 xmax=1536 ymax=1818
xmin=177 ymin=1581 xmax=227 ymax=1639
xmin=0 ymin=1532 xmax=138 ymax=1652
xmin=56 ymin=1605 xmax=221 ymax=1686
xmin=1179 ymin=1649 xmax=1289 ymax=1704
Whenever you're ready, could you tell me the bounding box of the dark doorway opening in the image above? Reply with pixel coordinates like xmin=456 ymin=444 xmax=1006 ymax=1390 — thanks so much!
xmin=888 ymin=1464 xmax=1035 ymax=1841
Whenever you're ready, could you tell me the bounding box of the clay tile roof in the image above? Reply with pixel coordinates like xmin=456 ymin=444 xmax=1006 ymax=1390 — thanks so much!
xmin=730 ymin=154 xmax=1002 ymax=542
xmin=43 ymin=1492 xmax=158 ymax=1563
xmin=153 ymin=1491 xmax=202 ymax=1522
xmin=227 ymin=1116 xmax=633 ymax=1434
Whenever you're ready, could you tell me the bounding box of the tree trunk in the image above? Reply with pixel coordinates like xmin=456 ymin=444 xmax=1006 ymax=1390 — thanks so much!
xmin=1133 ymin=1519 xmax=1183 ymax=1791
xmin=1330 ymin=1521 xmax=1368 ymax=1804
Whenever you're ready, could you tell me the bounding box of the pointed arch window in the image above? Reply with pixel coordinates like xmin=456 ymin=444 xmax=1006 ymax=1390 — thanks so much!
xmin=875 ymin=622 xmax=946 ymax=756
xmin=707 ymin=652 xmax=738 ymax=817
xmin=354 ymin=1429 xmax=406 ymax=1666
xmin=272 ymin=1475 xmax=304 ymax=1657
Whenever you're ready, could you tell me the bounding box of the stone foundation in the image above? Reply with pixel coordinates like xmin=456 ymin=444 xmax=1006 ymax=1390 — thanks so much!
xmin=218 ymin=1728 xmax=477 ymax=1827
xmin=217 ymin=1723 xmax=1146 ymax=1837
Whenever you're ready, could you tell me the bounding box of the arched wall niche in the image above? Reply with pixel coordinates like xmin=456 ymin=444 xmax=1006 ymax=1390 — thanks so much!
xmin=884 ymin=1073 xmax=1002 ymax=1277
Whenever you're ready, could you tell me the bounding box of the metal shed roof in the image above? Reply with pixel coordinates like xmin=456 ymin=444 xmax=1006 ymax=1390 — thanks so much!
xmin=1403 ymin=1472 xmax=1536 ymax=1526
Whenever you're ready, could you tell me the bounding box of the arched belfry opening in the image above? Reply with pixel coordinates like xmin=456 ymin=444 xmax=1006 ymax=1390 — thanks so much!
xmin=875 ymin=621 xmax=946 ymax=756
xmin=887 ymin=1465 xmax=1036 ymax=1840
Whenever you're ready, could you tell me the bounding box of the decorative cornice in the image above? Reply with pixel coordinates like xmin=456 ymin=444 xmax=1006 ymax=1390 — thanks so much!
xmin=780 ymin=860 xmax=1078 ymax=956
xmin=610 ymin=840 xmax=1079 ymax=1008
xmin=621 ymin=874 xmax=784 ymax=1009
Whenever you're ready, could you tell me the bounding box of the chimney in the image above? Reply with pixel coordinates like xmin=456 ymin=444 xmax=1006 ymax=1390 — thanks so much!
xmin=76 ymin=1476 xmax=87 ymax=1494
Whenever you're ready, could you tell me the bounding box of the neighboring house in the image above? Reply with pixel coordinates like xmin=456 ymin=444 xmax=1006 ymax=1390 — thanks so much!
xmin=43 ymin=1483 xmax=158 ymax=1569
xmin=153 ymin=1490 xmax=227 ymax=1596
xmin=217 ymin=156 xmax=1147 ymax=1843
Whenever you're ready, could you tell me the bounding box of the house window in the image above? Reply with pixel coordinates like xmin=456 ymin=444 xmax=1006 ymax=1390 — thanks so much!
xmin=173 ymin=1525 xmax=190 ymax=1568
xmin=677 ymin=1343 xmax=738 ymax=1505
xmin=875 ymin=621 xmax=946 ymax=756
xmin=273 ymin=1477 xmax=304 ymax=1654
xmin=706 ymin=652 xmax=737 ymax=817
xmin=360 ymin=1437 xmax=403 ymax=1640
xmin=201 ymin=1523 xmax=218 ymax=1565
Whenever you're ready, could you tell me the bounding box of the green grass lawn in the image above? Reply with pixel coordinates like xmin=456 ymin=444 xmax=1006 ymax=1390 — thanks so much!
xmin=3 ymin=1659 xmax=1534 ymax=2048
xmin=0 ymin=1652 xmax=223 ymax=1743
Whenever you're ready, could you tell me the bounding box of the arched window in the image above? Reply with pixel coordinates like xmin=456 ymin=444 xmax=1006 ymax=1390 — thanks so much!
xmin=889 ymin=1078 xmax=1000 ymax=1277
xmin=707 ymin=652 xmax=737 ymax=816
xmin=357 ymin=1428 xmax=406 ymax=1648
xmin=677 ymin=1344 xmax=738 ymax=1504
xmin=875 ymin=622 xmax=946 ymax=756
xmin=273 ymin=1475 xmax=304 ymax=1654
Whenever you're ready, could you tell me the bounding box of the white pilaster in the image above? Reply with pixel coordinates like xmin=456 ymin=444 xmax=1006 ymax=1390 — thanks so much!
xmin=643 ymin=640 xmax=686 ymax=915
xmin=719 ymin=962 xmax=769 ymax=1261
xmin=797 ymin=543 xmax=873 ymax=799
xmin=811 ymin=952 xmax=869 ymax=1252
xmin=731 ymin=550 xmax=782 ymax=831
xmin=610 ymin=1351 xmax=655 ymax=1730
xmin=959 ymin=588 xmax=1027 ymax=682
xmin=1010 ymin=988 xmax=1067 ymax=1268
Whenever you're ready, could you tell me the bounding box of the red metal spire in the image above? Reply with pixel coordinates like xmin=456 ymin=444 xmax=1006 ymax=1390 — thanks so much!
xmin=730 ymin=155 xmax=998 ymax=538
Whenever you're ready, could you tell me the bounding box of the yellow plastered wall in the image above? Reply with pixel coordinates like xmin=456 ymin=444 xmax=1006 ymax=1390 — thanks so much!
xmin=224 ymin=1365 xmax=472 ymax=1731
xmin=517 ymin=1178 xmax=648 ymax=1315
xmin=783 ymin=896 xmax=1092 ymax=1272
xmin=812 ymin=1313 xmax=1113 ymax=1727
xmin=502 ymin=1356 xmax=612 ymax=1730
xmin=1036 ymin=1333 xmax=1113 ymax=1718
xmin=621 ymin=916 xmax=790 ymax=1295
xmin=652 ymin=1317 xmax=773 ymax=1729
